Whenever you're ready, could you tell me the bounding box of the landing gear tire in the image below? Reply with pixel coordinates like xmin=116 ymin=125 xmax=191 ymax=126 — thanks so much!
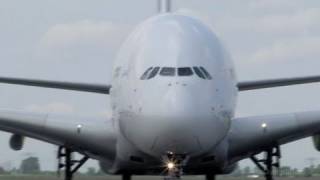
xmin=205 ymin=174 xmax=216 ymax=180
xmin=122 ymin=174 xmax=131 ymax=180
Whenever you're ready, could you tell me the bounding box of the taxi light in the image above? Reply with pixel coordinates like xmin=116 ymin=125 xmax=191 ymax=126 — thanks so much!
xmin=167 ymin=162 xmax=175 ymax=169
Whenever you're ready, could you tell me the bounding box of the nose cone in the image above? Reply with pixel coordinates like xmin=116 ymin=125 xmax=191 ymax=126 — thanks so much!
xmin=120 ymin=86 xmax=229 ymax=157
xmin=149 ymin=87 xmax=207 ymax=154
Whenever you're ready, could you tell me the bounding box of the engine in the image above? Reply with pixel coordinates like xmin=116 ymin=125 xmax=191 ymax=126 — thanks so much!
xmin=9 ymin=134 xmax=24 ymax=151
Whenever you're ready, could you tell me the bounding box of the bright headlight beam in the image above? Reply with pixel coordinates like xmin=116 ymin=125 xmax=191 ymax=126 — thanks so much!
xmin=261 ymin=123 xmax=267 ymax=128
xmin=261 ymin=123 xmax=268 ymax=129
xmin=167 ymin=162 xmax=175 ymax=169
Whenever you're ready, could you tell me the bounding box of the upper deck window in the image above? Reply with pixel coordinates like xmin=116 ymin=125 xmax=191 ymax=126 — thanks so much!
xmin=160 ymin=67 xmax=175 ymax=76
xmin=178 ymin=67 xmax=193 ymax=76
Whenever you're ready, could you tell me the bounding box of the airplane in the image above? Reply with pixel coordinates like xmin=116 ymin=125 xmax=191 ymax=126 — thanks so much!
xmin=1 ymin=1 xmax=320 ymax=180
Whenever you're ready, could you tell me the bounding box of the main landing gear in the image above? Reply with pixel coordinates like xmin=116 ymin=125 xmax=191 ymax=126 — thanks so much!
xmin=122 ymin=174 xmax=132 ymax=180
xmin=250 ymin=145 xmax=281 ymax=180
xmin=57 ymin=146 xmax=89 ymax=180
xmin=205 ymin=174 xmax=216 ymax=180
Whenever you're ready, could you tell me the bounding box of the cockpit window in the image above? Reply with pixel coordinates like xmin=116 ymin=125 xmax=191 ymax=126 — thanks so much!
xmin=160 ymin=67 xmax=175 ymax=76
xmin=140 ymin=66 xmax=211 ymax=80
xmin=178 ymin=67 xmax=193 ymax=76
xmin=193 ymin=67 xmax=206 ymax=79
xmin=148 ymin=67 xmax=160 ymax=79
xmin=200 ymin=67 xmax=212 ymax=80
xmin=140 ymin=67 xmax=153 ymax=80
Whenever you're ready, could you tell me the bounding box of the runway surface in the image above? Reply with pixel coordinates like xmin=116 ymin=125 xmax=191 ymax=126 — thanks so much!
xmin=0 ymin=176 xmax=317 ymax=180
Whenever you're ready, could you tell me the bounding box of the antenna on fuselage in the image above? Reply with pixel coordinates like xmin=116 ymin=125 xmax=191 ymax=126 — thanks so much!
xmin=157 ymin=0 xmax=172 ymax=13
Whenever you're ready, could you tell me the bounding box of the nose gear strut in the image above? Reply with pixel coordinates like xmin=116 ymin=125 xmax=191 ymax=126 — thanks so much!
xmin=164 ymin=152 xmax=187 ymax=180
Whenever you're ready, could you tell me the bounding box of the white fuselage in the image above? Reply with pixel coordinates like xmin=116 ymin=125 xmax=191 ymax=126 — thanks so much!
xmin=110 ymin=13 xmax=238 ymax=172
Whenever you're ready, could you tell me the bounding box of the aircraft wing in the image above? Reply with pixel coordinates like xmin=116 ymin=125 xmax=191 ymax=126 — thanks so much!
xmin=228 ymin=111 xmax=320 ymax=163
xmin=238 ymin=75 xmax=320 ymax=91
xmin=0 ymin=109 xmax=116 ymax=157
xmin=0 ymin=76 xmax=111 ymax=94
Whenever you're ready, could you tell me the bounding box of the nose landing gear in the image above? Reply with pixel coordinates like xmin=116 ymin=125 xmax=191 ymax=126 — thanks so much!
xmin=163 ymin=152 xmax=187 ymax=180
xmin=205 ymin=174 xmax=216 ymax=180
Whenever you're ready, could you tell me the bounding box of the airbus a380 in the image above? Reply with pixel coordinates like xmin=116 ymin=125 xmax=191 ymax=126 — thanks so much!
xmin=2 ymin=1 xmax=320 ymax=180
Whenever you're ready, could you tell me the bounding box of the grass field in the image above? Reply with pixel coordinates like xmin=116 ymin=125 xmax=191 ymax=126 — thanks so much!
xmin=0 ymin=176 xmax=318 ymax=180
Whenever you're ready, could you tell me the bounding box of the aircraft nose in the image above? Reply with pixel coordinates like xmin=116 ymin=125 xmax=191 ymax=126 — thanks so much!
xmin=121 ymin=85 xmax=224 ymax=157
xmin=148 ymin=86 xmax=214 ymax=155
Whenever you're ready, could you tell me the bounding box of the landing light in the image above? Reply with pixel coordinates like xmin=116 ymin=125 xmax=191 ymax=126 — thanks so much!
xmin=261 ymin=123 xmax=267 ymax=128
xmin=77 ymin=124 xmax=83 ymax=134
xmin=167 ymin=162 xmax=175 ymax=169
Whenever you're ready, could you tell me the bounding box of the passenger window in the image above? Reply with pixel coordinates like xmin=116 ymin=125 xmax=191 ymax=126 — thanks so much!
xmin=178 ymin=67 xmax=193 ymax=76
xmin=200 ymin=67 xmax=212 ymax=80
xmin=140 ymin=67 xmax=153 ymax=80
xmin=193 ymin=67 xmax=206 ymax=79
xmin=160 ymin=67 xmax=175 ymax=76
xmin=148 ymin=67 xmax=160 ymax=79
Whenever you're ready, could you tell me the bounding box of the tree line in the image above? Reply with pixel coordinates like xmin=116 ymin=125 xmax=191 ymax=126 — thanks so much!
xmin=3 ymin=156 xmax=320 ymax=177
xmin=230 ymin=164 xmax=320 ymax=177
xmin=0 ymin=156 xmax=104 ymax=176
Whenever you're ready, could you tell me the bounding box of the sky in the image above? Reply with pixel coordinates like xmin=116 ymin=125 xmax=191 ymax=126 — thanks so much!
xmin=0 ymin=0 xmax=320 ymax=172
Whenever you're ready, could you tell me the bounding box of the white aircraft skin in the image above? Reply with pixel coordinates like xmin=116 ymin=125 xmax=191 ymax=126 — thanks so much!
xmin=110 ymin=13 xmax=237 ymax=173
xmin=3 ymin=2 xmax=320 ymax=180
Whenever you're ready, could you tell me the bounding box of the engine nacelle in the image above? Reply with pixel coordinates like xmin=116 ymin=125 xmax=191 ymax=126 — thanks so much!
xmin=9 ymin=134 xmax=25 ymax=151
